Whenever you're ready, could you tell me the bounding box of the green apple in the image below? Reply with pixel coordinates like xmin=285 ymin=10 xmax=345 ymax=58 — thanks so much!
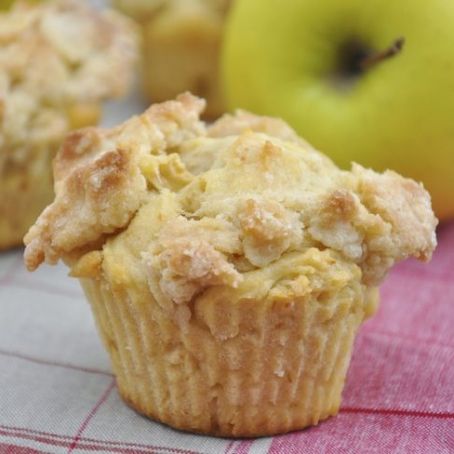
xmin=222 ymin=0 xmax=454 ymax=220
xmin=0 ymin=0 xmax=14 ymax=9
xmin=0 ymin=0 xmax=43 ymax=10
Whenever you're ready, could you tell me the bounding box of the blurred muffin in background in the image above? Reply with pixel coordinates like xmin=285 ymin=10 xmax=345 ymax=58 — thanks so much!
xmin=0 ymin=0 xmax=138 ymax=250
xmin=113 ymin=0 xmax=230 ymax=118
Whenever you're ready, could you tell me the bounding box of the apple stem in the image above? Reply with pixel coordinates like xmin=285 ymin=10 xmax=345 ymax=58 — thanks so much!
xmin=359 ymin=37 xmax=405 ymax=71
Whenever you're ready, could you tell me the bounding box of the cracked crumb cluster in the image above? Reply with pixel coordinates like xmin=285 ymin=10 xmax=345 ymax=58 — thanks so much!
xmin=25 ymin=93 xmax=437 ymax=308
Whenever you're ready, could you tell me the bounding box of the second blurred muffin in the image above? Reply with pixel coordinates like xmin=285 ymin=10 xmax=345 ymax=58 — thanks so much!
xmin=0 ymin=0 xmax=138 ymax=250
xmin=113 ymin=0 xmax=230 ymax=118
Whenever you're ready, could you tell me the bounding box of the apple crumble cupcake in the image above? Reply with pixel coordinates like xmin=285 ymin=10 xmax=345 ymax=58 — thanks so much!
xmin=0 ymin=0 xmax=138 ymax=250
xmin=113 ymin=0 xmax=230 ymax=118
xmin=24 ymin=94 xmax=437 ymax=437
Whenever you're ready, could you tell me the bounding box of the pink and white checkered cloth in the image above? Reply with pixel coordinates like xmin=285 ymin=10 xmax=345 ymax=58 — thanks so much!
xmin=0 ymin=222 xmax=453 ymax=454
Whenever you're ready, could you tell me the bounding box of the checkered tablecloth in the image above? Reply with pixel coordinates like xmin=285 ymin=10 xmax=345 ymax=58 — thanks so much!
xmin=1 ymin=218 xmax=453 ymax=454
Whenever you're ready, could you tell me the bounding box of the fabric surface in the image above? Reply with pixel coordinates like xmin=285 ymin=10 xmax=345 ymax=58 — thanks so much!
xmin=1 ymin=72 xmax=453 ymax=453
xmin=0 ymin=220 xmax=453 ymax=454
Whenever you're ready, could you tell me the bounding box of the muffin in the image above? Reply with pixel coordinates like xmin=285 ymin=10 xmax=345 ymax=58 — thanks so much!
xmin=113 ymin=0 xmax=230 ymax=118
xmin=24 ymin=94 xmax=437 ymax=437
xmin=0 ymin=0 xmax=138 ymax=250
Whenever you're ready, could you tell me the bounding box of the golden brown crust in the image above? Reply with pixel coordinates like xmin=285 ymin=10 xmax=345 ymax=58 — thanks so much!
xmin=25 ymin=94 xmax=437 ymax=291
xmin=308 ymin=165 xmax=438 ymax=285
xmin=352 ymin=164 xmax=437 ymax=263
xmin=24 ymin=93 xmax=205 ymax=270
xmin=207 ymin=109 xmax=304 ymax=144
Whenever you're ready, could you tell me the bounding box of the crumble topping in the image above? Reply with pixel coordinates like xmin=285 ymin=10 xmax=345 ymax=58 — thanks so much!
xmin=0 ymin=0 xmax=138 ymax=172
xmin=145 ymin=237 xmax=242 ymax=306
xmin=25 ymin=93 xmax=438 ymax=307
xmin=237 ymin=198 xmax=303 ymax=267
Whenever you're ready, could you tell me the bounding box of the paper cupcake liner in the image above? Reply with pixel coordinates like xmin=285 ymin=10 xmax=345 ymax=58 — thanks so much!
xmin=0 ymin=102 xmax=100 ymax=250
xmin=0 ymin=164 xmax=54 ymax=250
xmin=81 ymin=278 xmax=364 ymax=437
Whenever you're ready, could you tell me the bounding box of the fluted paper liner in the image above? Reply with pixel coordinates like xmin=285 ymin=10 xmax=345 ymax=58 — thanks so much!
xmin=0 ymin=103 xmax=101 ymax=250
xmin=80 ymin=275 xmax=364 ymax=438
